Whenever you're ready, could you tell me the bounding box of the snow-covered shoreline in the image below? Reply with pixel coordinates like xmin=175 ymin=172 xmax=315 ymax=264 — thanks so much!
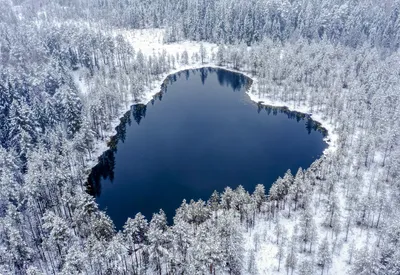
xmin=82 ymin=29 xmax=338 ymax=175
xmin=82 ymin=59 xmax=344 ymax=274
xmin=85 ymin=62 xmax=337 ymax=173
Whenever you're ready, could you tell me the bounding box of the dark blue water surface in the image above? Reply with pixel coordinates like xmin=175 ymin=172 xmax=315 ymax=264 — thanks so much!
xmin=87 ymin=68 xmax=327 ymax=229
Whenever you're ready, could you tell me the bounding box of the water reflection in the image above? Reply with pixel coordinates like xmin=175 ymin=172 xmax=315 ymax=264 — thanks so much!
xmin=86 ymin=67 xmax=327 ymax=228
xmin=164 ymin=67 xmax=249 ymax=91
xmin=86 ymin=68 xmax=326 ymax=202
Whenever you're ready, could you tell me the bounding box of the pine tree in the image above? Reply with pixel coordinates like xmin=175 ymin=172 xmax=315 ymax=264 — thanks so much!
xmin=7 ymin=99 xmax=36 ymax=163
xmin=208 ymin=190 xmax=220 ymax=213
xmin=123 ymin=213 xmax=148 ymax=272
xmin=252 ymin=184 xmax=266 ymax=213
xmin=199 ymin=43 xmax=207 ymax=64
xmin=317 ymin=237 xmax=332 ymax=275
xmin=221 ymin=187 xmax=235 ymax=210
xmin=147 ymin=210 xmax=170 ymax=274
xmin=218 ymin=210 xmax=243 ymax=275
xmin=285 ymin=234 xmax=298 ymax=275
xmin=181 ymin=50 xmax=189 ymax=65
xmin=216 ymin=44 xmax=225 ymax=66
xmin=247 ymin=249 xmax=258 ymax=274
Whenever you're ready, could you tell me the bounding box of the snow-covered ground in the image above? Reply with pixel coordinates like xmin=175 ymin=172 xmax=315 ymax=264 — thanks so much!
xmin=78 ymin=28 xmax=356 ymax=274
xmin=79 ymin=31 xmax=219 ymax=170
xmin=120 ymin=29 xmax=338 ymax=155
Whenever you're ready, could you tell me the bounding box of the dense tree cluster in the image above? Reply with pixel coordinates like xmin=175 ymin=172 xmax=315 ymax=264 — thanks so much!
xmin=1 ymin=0 xmax=400 ymax=274
xmin=20 ymin=0 xmax=400 ymax=50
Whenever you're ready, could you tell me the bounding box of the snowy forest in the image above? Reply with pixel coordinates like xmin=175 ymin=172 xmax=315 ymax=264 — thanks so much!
xmin=1 ymin=0 xmax=400 ymax=274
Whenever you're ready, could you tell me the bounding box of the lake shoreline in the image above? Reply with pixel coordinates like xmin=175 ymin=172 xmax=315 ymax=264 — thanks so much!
xmin=86 ymin=66 xmax=330 ymax=228
xmin=85 ymin=63 xmax=335 ymax=174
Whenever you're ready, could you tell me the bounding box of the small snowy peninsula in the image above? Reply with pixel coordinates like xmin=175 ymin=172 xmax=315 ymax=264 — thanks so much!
xmin=1 ymin=1 xmax=399 ymax=274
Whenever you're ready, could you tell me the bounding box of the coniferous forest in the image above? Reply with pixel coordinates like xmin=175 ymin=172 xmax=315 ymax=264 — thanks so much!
xmin=1 ymin=0 xmax=400 ymax=274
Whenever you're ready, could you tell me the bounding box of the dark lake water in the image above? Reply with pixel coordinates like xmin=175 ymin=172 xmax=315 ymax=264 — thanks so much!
xmin=87 ymin=68 xmax=327 ymax=229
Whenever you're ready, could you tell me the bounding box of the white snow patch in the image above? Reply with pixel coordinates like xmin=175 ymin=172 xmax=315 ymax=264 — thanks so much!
xmin=71 ymin=69 xmax=89 ymax=96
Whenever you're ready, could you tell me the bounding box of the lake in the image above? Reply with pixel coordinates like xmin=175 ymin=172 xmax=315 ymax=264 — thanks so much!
xmin=87 ymin=67 xmax=327 ymax=229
